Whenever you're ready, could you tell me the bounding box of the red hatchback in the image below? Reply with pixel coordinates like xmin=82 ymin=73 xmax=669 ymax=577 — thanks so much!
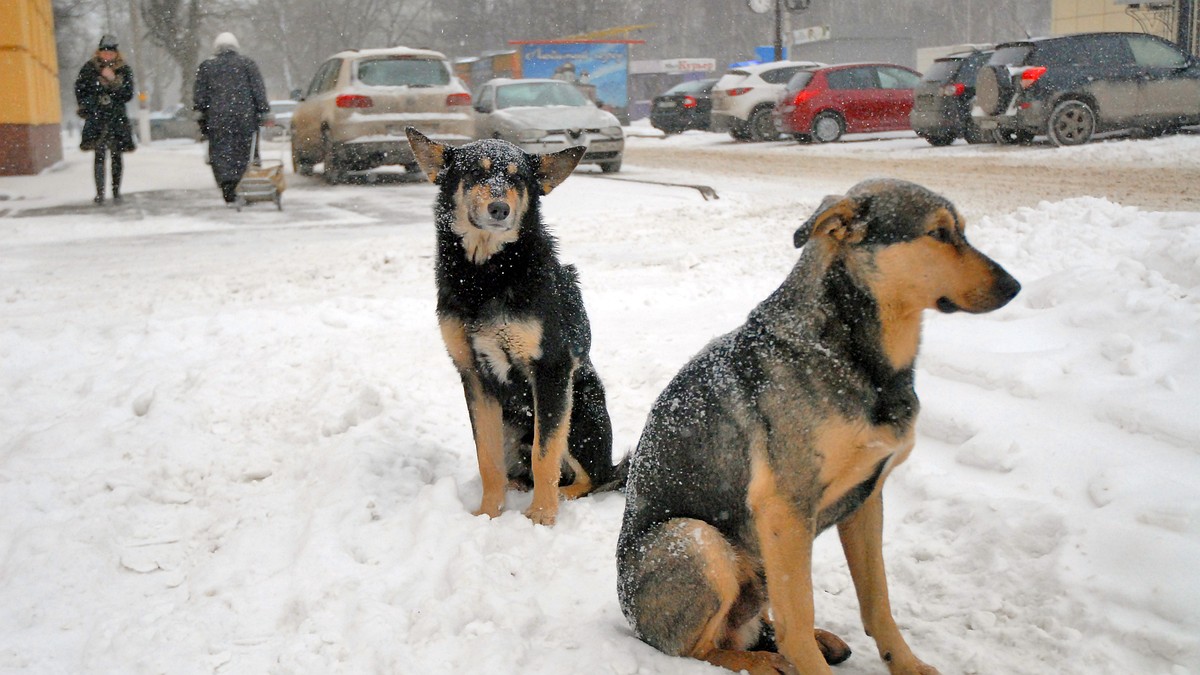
xmin=772 ymin=63 xmax=922 ymax=142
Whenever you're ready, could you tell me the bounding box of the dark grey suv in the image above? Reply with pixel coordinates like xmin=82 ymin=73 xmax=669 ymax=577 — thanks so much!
xmin=973 ymin=32 xmax=1200 ymax=146
xmin=910 ymin=48 xmax=993 ymax=146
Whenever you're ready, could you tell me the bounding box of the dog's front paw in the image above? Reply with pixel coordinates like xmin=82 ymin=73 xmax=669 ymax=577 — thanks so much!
xmin=473 ymin=502 xmax=503 ymax=519
xmin=884 ymin=653 xmax=939 ymax=675
xmin=523 ymin=504 xmax=557 ymax=526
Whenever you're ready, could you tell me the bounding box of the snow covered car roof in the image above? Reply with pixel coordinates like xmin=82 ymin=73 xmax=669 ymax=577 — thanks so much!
xmin=329 ymin=46 xmax=449 ymax=61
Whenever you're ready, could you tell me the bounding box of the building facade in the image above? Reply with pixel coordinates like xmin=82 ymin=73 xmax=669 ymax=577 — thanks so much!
xmin=0 ymin=0 xmax=62 ymax=176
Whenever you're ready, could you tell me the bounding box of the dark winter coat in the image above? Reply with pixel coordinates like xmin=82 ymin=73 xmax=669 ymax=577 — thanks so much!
xmin=194 ymin=50 xmax=269 ymax=184
xmin=75 ymin=55 xmax=136 ymax=153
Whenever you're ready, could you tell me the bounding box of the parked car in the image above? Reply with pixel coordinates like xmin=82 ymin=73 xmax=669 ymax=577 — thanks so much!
xmin=148 ymin=104 xmax=200 ymax=141
xmin=650 ymin=78 xmax=719 ymax=134
xmin=261 ymin=99 xmax=297 ymax=140
xmin=471 ymin=78 xmax=624 ymax=173
xmin=772 ymin=62 xmax=922 ymax=143
xmin=973 ymin=32 xmax=1200 ymax=147
xmin=710 ymin=60 xmax=825 ymax=141
xmin=290 ymin=46 xmax=474 ymax=183
xmin=909 ymin=47 xmax=993 ymax=146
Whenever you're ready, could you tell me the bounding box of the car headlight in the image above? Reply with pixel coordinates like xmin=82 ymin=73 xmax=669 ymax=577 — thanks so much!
xmin=601 ymin=125 xmax=623 ymax=138
xmin=516 ymin=129 xmax=547 ymax=142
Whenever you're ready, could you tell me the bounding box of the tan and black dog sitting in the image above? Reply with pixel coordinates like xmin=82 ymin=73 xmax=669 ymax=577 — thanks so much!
xmin=406 ymin=127 xmax=626 ymax=526
xmin=617 ymin=179 xmax=1020 ymax=674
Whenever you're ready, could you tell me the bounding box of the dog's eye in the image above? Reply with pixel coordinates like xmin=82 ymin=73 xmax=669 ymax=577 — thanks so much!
xmin=930 ymin=227 xmax=953 ymax=243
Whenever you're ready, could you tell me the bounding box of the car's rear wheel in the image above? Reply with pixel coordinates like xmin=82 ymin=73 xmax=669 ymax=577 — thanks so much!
xmin=921 ymin=132 xmax=956 ymax=147
xmin=1048 ymin=100 xmax=1095 ymax=147
xmin=322 ymin=132 xmax=344 ymax=184
xmin=729 ymin=120 xmax=753 ymax=142
xmin=993 ymin=128 xmax=1035 ymax=145
xmin=811 ymin=111 xmax=844 ymax=143
xmin=291 ymin=142 xmax=313 ymax=176
xmin=793 ymin=133 xmax=813 ymax=144
xmin=963 ymin=119 xmax=990 ymax=144
xmin=748 ymin=107 xmax=778 ymax=142
xmin=600 ymin=159 xmax=622 ymax=173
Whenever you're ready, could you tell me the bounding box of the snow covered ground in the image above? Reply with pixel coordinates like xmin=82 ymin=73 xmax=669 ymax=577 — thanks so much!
xmin=1 ymin=130 xmax=1197 ymax=675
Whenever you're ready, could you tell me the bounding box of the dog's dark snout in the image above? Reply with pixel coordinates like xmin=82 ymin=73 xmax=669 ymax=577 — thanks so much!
xmin=488 ymin=201 xmax=511 ymax=221
xmin=995 ymin=269 xmax=1022 ymax=305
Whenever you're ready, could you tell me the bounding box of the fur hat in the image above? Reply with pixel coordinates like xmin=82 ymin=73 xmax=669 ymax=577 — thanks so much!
xmin=98 ymin=34 xmax=119 ymax=51
xmin=213 ymin=32 xmax=240 ymax=54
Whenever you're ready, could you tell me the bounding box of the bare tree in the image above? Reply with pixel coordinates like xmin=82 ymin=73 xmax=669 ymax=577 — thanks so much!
xmin=141 ymin=0 xmax=206 ymax=108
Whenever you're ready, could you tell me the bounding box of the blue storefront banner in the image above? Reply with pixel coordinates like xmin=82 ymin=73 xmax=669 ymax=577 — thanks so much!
xmin=520 ymin=43 xmax=629 ymax=108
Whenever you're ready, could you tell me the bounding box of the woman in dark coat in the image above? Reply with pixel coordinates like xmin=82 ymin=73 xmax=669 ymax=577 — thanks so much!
xmin=74 ymin=34 xmax=135 ymax=204
xmin=193 ymin=32 xmax=269 ymax=205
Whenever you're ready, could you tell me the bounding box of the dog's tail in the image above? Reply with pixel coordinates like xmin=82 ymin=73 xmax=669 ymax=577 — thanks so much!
xmin=591 ymin=451 xmax=631 ymax=494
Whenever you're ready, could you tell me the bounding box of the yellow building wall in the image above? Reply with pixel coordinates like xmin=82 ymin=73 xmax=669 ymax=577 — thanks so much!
xmin=0 ymin=0 xmax=63 ymax=175
xmin=0 ymin=0 xmax=62 ymax=126
xmin=1053 ymin=0 xmax=1175 ymax=40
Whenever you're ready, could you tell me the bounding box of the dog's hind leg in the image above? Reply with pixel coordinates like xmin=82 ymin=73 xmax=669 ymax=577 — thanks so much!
xmin=620 ymin=519 xmax=785 ymax=671
xmin=839 ymin=490 xmax=939 ymax=675
xmin=561 ymin=362 xmax=614 ymax=499
xmin=526 ymin=359 xmax=576 ymax=525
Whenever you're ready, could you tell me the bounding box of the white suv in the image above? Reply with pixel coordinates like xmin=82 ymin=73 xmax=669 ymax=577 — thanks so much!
xmin=711 ymin=60 xmax=824 ymax=141
xmin=290 ymin=47 xmax=474 ymax=183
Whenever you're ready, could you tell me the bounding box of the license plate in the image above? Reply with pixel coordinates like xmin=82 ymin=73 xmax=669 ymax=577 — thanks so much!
xmin=657 ymin=100 xmax=676 ymax=108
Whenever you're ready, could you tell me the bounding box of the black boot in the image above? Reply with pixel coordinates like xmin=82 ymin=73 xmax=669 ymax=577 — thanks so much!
xmin=93 ymin=149 xmax=106 ymax=204
xmin=111 ymin=151 xmax=124 ymax=204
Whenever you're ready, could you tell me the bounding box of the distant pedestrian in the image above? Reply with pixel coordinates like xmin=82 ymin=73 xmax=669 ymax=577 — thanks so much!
xmin=193 ymin=32 xmax=269 ymax=206
xmin=75 ymin=34 xmax=135 ymax=205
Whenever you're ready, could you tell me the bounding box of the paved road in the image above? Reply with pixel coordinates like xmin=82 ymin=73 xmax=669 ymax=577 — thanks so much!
xmin=624 ymin=136 xmax=1200 ymax=215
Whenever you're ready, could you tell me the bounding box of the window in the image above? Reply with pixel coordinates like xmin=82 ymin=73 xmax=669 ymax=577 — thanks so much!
xmin=307 ymin=60 xmax=339 ymax=96
xmin=1127 ymin=35 xmax=1188 ymax=68
xmin=922 ymin=59 xmax=960 ymax=83
xmin=761 ymin=66 xmax=806 ymax=84
xmin=826 ymin=67 xmax=877 ymax=90
xmin=495 ymin=82 xmax=589 ymax=109
xmin=878 ymin=67 xmax=920 ymax=89
xmin=356 ymin=58 xmax=450 ymax=87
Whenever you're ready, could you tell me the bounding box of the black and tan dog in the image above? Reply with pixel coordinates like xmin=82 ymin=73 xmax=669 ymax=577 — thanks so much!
xmin=406 ymin=127 xmax=625 ymax=526
xmin=617 ymin=179 xmax=1021 ymax=674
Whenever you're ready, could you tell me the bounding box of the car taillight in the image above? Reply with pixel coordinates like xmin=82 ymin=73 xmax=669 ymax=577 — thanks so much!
xmin=1020 ymin=66 xmax=1048 ymax=89
xmin=726 ymin=87 xmax=752 ymax=96
xmin=682 ymin=95 xmax=698 ymax=109
xmin=336 ymin=94 xmax=373 ymax=108
xmin=791 ymin=89 xmax=817 ymax=106
xmin=446 ymin=92 xmax=472 ymax=107
xmin=940 ymin=82 xmax=967 ymax=97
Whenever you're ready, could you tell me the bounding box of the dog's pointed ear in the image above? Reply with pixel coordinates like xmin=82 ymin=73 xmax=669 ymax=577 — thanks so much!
xmin=794 ymin=195 xmax=866 ymax=248
xmin=536 ymin=145 xmax=585 ymax=195
xmin=406 ymin=126 xmax=449 ymax=184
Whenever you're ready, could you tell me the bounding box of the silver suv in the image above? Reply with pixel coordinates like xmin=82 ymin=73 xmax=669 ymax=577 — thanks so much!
xmin=711 ymin=60 xmax=824 ymax=141
xmin=290 ymin=47 xmax=474 ymax=183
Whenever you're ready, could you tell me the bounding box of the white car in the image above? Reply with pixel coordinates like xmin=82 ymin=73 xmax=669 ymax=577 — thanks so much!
xmin=710 ymin=60 xmax=824 ymax=141
xmin=261 ymin=99 xmax=297 ymax=140
xmin=472 ymin=78 xmax=625 ymax=173
xmin=290 ymin=46 xmax=474 ymax=183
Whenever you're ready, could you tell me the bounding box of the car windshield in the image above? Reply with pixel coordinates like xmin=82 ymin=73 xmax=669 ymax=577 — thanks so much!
xmin=356 ymin=57 xmax=449 ymax=87
xmin=784 ymin=71 xmax=814 ymax=92
xmin=990 ymin=45 xmax=1032 ymax=66
xmin=665 ymin=79 xmax=713 ymax=95
xmin=495 ymin=82 xmax=589 ymax=109
xmin=922 ymin=59 xmax=960 ymax=82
